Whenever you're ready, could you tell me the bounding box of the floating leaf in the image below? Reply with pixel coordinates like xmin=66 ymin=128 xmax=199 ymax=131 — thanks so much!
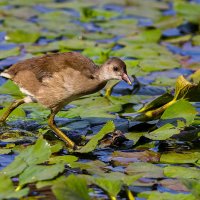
xmin=0 ymin=80 xmax=24 ymax=98
xmin=19 ymin=163 xmax=65 ymax=186
xmin=0 ymin=175 xmax=29 ymax=199
xmin=0 ymin=107 xmax=26 ymax=119
xmin=1 ymin=137 xmax=51 ymax=177
xmin=0 ymin=148 xmax=12 ymax=155
xmin=145 ymin=123 xmax=179 ymax=140
xmin=138 ymin=93 xmax=174 ymax=113
xmin=160 ymin=152 xmax=200 ymax=164
xmin=139 ymin=56 xmax=179 ymax=72
xmin=111 ymin=150 xmax=160 ymax=164
xmin=164 ymin=166 xmax=200 ymax=179
xmin=0 ymin=47 xmax=20 ymax=60
xmin=6 ymin=30 xmax=40 ymax=43
xmin=159 ymin=179 xmax=188 ymax=192
xmin=174 ymin=75 xmax=200 ymax=101
xmin=182 ymin=179 xmax=200 ymax=199
xmin=48 ymin=155 xmax=78 ymax=164
xmin=138 ymin=191 xmax=196 ymax=200
xmin=126 ymin=162 xmax=164 ymax=178
xmin=71 ymin=160 xmax=107 ymax=176
xmin=76 ymin=121 xmax=115 ymax=153
xmin=80 ymin=8 xmax=119 ymax=22
xmin=174 ymin=1 xmax=200 ymax=23
xmin=94 ymin=177 xmax=122 ymax=199
xmin=190 ymin=69 xmax=200 ymax=84
xmin=52 ymin=174 xmax=91 ymax=200
xmin=160 ymin=100 xmax=197 ymax=127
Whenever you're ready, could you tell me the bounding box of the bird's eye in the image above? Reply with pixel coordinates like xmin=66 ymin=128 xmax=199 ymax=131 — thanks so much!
xmin=113 ymin=66 xmax=118 ymax=71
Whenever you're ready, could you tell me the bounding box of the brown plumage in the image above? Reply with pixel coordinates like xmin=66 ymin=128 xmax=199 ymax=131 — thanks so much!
xmin=0 ymin=52 xmax=131 ymax=149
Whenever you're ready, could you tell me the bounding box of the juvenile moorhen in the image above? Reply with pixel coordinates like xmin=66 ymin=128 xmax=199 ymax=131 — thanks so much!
xmin=0 ymin=52 xmax=131 ymax=149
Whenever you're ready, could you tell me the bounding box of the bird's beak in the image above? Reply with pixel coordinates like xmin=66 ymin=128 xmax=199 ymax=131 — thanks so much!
xmin=122 ymin=73 xmax=132 ymax=85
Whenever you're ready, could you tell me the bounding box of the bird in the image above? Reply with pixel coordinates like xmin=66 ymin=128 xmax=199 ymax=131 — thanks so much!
xmin=0 ymin=52 xmax=131 ymax=149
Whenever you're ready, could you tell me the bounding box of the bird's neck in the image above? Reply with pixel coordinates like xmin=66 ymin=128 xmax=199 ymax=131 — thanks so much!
xmin=95 ymin=65 xmax=110 ymax=82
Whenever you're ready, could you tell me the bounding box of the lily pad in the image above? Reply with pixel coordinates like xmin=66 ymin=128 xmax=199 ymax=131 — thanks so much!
xmin=1 ymin=137 xmax=51 ymax=177
xmin=52 ymin=174 xmax=91 ymax=200
xmin=93 ymin=177 xmax=122 ymax=199
xmin=160 ymin=152 xmax=200 ymax=164
xmin=126 ymin=162 xmax=164 ymax=178
xmin=76 ymin=121 xmax=115 ymax=153
xmin=164 ymin=166 xmax=200 ymax=179
xmin=6 ymin=30 xmax=40 ymax=43
xmin=19 ymin=163 xmax=65 ymax=186
xmin=138 ymin=191 xmax=196 ymax=200
xmin=0 ymin=175 xmax=29 ymax=199
xmin=0 ymin=47 xmax=20 ymax=60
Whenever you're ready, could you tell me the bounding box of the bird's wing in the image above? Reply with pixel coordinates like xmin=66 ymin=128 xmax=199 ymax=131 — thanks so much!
xmin=4 ymin=52 xmax=97 ymax=82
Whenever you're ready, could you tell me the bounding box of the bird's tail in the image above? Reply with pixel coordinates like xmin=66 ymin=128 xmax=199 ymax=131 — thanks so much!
xmin=0 ymin=70 xmax=11 ymax=79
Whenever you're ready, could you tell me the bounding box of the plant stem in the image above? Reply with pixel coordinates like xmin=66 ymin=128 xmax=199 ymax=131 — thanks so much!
xmin=126 ymin=189 xmax=135 ymax=200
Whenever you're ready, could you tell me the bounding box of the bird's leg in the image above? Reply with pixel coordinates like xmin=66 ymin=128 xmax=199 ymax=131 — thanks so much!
xmin=105 ymin=80 xmax=119 ymax=97
xmin=48 ymin=110 xmax=76 ymax=149
xmin=0 ymin=99 xmax=25 ymax=124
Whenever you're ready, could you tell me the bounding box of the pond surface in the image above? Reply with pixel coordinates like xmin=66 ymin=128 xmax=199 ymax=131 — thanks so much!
xmin=0 ymin=0 xmax=200 ymax=199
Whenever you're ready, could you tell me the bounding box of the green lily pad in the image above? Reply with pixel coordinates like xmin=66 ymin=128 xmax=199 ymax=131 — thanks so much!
xmin=71 ymin=160 xmax=107 ymax=176
xmin=174 ymin=1 xmax=200 ymax=23
xmin=143 ymin=99 xmax=196 ymax=140
xmin=145 ymin=123 xmax=180 ymax=140
xmin=111 ymin=150 xmax=160 ymax=164
xmin=174 ymin=75 xmax=200 ymax=102
xmin=6 ymin=30 xmax=40 ymax=43
xmin=0 ymin=107 xmax=26 ymax=119
xmin=48 ymin=155 xmax=78 ymax=164
xmin=192 ymin=35 xmax=200 ymax=46
xmin=118 ymin=29 xmax=161 ymax=44
xmin=138 ymin=191 xmax=196 ymax=200
xmin=139 ymin=56 xmax=179 ymax=72
xmin=80 ymin=8 xmax=119 ymax=22
xmin=126 ymin=162 xmax=164 ymax=178
xmin=182 ymin=179 xmax=200 ymax=199
xmin=76 ymin=121 xmax=115 ymax=153
xmin=160 ymin=100 xmax=197 ymax=127
xmin=0 ymin=175 xmax=29 ymax=199
xmin=19 ymin=163 xmax=65 ymax=186
xmin=0 ymin=148 xmax=12 ymax=154
xmin=190 ymin=69 xmax=200 ymax=84
xmin=0 ymin=80 xmax=24 ymax=98
xmin=160 ymin=152 xmax=200 ymax=164
xmin=1 ymin=137 xmax=51 ymax=177
xmin=0 ymin=47 xmax=20 ymax=60
xmin=164 ymin=166 xmax=200 ymax=179
xmin=93 ymin=177 xmax=122 ymax=199
xmin=52 ymin=174 xmax=91 ymax=200
xmin=138 ymin=93 xmax=174 ymax=113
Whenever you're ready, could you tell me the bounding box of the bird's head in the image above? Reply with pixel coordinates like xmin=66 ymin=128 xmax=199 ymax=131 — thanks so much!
xmin=100 ymin=57 xmax=132 ymax=85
